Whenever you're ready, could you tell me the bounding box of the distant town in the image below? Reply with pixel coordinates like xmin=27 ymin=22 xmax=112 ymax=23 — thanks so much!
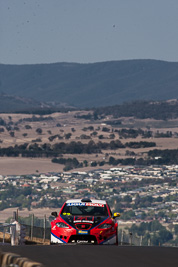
xmin=0 ymin=166 xmax=178 ymax=246
xmin=0 ymin=164 xmax=177 ymax=222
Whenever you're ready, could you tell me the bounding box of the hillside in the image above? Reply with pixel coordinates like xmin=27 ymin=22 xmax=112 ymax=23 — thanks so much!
xmin=0 ymin=94 xmax=75 ymax=113
xmin=0 ymin=59 xmax=178 ymax=109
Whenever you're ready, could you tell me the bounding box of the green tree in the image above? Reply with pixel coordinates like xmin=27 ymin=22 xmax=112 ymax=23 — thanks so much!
xmin=65 ymin=133 xmax=72 ymax=139
xmin=122 ymin=210 xmax=135 ymax=220
xmin=91 ymin=161 xmax=97 ymax=167
xmin=36 ymin=128 xmax=42 ymax=134
xmin=159 ymin=229 xmax=173 ymax=244
xmin=150 ymin=220 xmax=164 ymax=232
xmin=135 ymin=194 xmax=141 ymax=205
xmin=83 ymin=160 xmax=88 ymax=167
xmin=123 ymin=195 xmax=132 ymax=203
xmin=174 ymin=225 xmax=178 ymax=235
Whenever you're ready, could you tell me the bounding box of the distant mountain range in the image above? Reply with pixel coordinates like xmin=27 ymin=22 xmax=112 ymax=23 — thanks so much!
xmin=0 ymin=59 xmax=178 ymax=111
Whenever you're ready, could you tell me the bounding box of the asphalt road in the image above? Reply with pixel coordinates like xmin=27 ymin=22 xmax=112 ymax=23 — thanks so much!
xmin=1 ymin=245 xmax=178 ymax=267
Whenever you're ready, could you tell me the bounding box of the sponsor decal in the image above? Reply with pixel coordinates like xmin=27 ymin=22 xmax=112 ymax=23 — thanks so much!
xmin=78 ymin=230 xmax=88 ymax=234
xmin=86 ymin=203 xmax=104 ymax=207
xmin=74 ymin=216 xmax=94 ymax=224
xmin=67 ymin=202 xmax=104 ymax=207
xmin=77 ymin=240 xmax=88 ymax=243
xmin=74 ymin=220 xmax=93 ymax=223
xmin=67 ymin=203 xmax=85 ymax=206
xmin=51 ymin=232 xmax=67 ymax=243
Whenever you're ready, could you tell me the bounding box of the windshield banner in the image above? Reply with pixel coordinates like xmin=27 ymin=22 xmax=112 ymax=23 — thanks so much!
xmin=67 ymin=203 xmax=104 ymax=207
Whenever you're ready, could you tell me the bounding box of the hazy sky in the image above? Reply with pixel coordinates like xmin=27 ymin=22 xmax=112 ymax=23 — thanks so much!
xmin=1 ymin=0 xmax=178 ymax=64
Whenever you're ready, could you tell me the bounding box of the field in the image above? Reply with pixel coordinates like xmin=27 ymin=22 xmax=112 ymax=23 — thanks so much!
xmin=0 ymin=111 xmax=177 ymax=175
xmin=0 ymin=207 xmax=53 ymax=223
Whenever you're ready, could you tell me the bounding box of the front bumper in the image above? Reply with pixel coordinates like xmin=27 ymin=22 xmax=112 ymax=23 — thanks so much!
xmin=51 ymin=228 xmax=117 ymax=245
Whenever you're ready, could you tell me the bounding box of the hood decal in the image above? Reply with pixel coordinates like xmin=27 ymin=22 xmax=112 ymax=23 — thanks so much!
xmin=73 ymin=216 xmax=94 ymax=224
xmin=60 ymin=215 xmax=109 ymax=229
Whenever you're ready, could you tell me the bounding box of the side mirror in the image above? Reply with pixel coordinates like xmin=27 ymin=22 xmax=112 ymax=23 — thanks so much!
xmin=113 ymin=212 xmax=120 ymax=218
xmin=51 ymin=211 xmax=58 ymax=217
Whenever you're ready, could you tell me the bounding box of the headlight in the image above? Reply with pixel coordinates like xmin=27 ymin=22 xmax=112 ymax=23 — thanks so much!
xmin=56 ymin=222 xmax=69 ymax=228
xmin=98 ymin=224 xmax=112 ymax=229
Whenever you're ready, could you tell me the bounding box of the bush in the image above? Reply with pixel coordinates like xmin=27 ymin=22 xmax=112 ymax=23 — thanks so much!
xmin=36 ymin=128 xmax=42 ymax=134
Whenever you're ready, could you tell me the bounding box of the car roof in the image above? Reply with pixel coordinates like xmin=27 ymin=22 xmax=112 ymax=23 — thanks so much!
xmin=65 ymin=199 xmax=107 ymax=205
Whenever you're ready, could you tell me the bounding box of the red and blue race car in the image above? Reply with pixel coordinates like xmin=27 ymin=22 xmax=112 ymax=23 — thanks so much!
xmin=51 ymin=198 xmax=120 ymax=245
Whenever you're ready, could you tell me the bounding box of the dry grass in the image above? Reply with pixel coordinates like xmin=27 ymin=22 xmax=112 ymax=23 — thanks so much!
xmin=0 ymin=207 xmax=54 ymax=223
xmin=0 ymin=157 xmax=64 ymax=175
xmin=0 ymin=112 xmax=177 ymax=175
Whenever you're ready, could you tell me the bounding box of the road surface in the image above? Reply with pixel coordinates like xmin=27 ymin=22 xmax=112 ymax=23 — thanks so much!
xmin=1 ymin=245 xmax=178 ymax=267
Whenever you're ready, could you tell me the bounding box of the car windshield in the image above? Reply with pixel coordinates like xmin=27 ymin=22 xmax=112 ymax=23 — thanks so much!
xmin=61 ymin=203 xmax=108 ymax=216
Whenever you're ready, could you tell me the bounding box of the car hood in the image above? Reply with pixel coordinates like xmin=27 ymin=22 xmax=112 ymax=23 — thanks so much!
xmin=60 ymin=215 xmax=109 ymax=228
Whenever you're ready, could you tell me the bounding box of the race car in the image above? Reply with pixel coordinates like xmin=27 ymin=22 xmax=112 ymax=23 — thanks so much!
xmin=50 ymin=198 xmax=120 ymax=245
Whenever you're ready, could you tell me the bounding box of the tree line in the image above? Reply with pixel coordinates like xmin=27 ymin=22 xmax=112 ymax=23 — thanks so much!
xmin=108 ymin=149 xmax=178 ymax=165
xmin=0 ymin=140 xmax=156 ymax=157
xmin=129 ymin=220 xmax=173 ymax=246
xmin=93 ymin=100 xmax=178 ymax=120
xmin=74 ymin=100 xmax=178 ymax=121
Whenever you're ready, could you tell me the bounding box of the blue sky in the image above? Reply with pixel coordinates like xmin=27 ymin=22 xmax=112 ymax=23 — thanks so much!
xmin=1 ymin=0 xmax=178 ymax=64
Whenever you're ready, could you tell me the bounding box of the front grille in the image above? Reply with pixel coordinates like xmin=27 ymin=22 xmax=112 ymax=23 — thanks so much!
xmin=75 ymin=223 xmax=92 ymax=230
xmin=68 ymin=235 xmax=97 ymax=244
